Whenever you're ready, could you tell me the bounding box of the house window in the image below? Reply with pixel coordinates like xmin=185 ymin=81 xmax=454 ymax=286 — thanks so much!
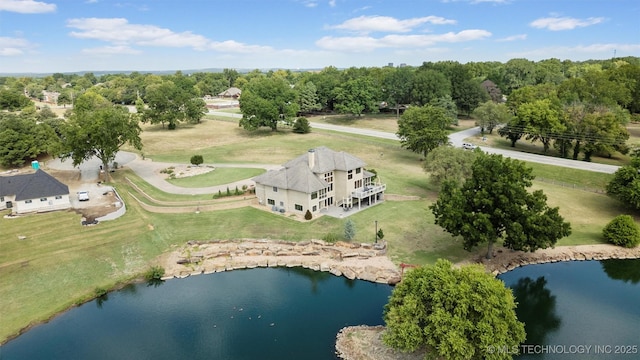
xmin=25 ymin=200 xmax=32 ymax=204
xmin=355 ymin=179 xmax=363 ymax=189
xmin=295 ymin=204 xmax=303 ymax=211
xmin=348 ymin=170 xmax=353 ymax=180
xmin=40 ymin=197 xmax=48 ymax=202
xmin=280 ymin=201 xmax=284 ymax=207
xmin=267 ymin=199 xmax=275 ymax=205
xmin=356 ymin=167 xmax=361 ymax=174
xmin=0 ymin=196 xmax=3 ymax=202
xmin=311 ymin=192 xmax=318 ymax=199
xmin=55 ymin=195 xmax=62 ymax=200
xmin=324 ymin=172 xmax=333 ymax=183
xmin=313 ymin=205 xmax=317 ymax=212
xmin=273 ymin=187 xmax=278 ymax=192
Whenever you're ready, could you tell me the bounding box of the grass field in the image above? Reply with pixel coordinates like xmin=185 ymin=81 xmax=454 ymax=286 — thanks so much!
xmin=166 ymin=167 xmax=265 ymax=188
xmin=0 ymin=115 xmax=634 ymax=343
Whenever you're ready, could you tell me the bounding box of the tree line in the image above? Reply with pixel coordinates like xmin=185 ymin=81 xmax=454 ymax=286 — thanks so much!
xmin=1 ymin=57 xmax=639 ymax=167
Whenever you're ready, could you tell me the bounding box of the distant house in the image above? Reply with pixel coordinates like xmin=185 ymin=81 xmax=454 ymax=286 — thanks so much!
xmin=252 ymin=147 xmax=385 ymax=215
xmin=218 ymin=87 xmax=242 ymax=99
xmin=0 ymin=170 xmax=71 ymax=214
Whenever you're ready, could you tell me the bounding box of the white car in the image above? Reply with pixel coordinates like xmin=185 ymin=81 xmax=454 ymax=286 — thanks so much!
xmin=462 ymin=143 xmax=478 ymax=150
xmin=77 ymin=191 xmax=89 ymax=201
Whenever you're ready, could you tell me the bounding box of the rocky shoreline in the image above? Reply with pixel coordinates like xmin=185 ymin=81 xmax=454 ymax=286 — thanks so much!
xmin=157 ymin=239 xmax=403 ymax=285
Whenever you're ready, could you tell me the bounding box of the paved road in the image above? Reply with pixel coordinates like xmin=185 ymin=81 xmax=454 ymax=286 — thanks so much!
xmin=449 ymin=127 xmax=619 ymax=174
xmin=209 ymin=110 xmax=618 ymax=174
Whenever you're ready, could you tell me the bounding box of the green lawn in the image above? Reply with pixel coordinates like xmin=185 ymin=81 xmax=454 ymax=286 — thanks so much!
xmin=1 ymin=116 xmax=635 ymax=344
xmin=166 ymin=167 xmax=265 ymax=188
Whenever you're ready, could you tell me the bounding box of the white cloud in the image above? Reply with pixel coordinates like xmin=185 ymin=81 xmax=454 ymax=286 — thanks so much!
xmin=328 ymin=15 xmax=456 ymax=34
xmin=530 ymin=16 xmax=605 ymax=31
xmin=67 ymin=17 xmax=278 ymax=55
xmin=0 ymin=36 xmax=33 ymax=56
xmin=510 ymin=43 xmax=640 ymax=60
xmin=209 ymin=40 xmax=274 ymax=54
xmin=496 ymin=34 xmax=527 ymax=42
xmin=329 ymin=0 xmax=336 ymax=7
xmin=0 ymin=0 xmax=55 ymax=13
xmin=316 ymin=29 xmax=491 ymax=51
xmin=67 ymin=18 xmax=209 ymax=50
xmin=81 ymin=45 xmax=141 ymax=55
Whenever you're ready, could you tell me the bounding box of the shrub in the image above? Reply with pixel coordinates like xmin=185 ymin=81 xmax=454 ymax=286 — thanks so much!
xmin=376 ymin=228 xmax=385 ymax=241
xmin=144 ymin=266 xmax=166 ymax=281
xmin=190 ymin=155 xmax=204 ymax=166
xmin=344 ymin=219 xmax=356 ymax=241
xmin=603 ymin=215 xmax=640 ymax=248
xmin=292 ymin=117 xmax=311 ymax=134
xmin=322 ymin=232 xmax=339 ymax=243
xmin=94 ymin=287 xmax=107 ymax=297
xmin=226 ymin=186 xmax=231 ymax=196
xmin=304 ymin=210 xmax=312 ymax=220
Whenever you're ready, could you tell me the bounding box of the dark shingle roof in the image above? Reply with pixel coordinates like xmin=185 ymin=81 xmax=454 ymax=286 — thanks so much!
xmin=0 ymin=170 xmax=69 ymax=201
xmin=283 ymin=146 xmax=365 ymax=173
xmin=252 ymin=163 xmax=328 ymax=193
xmin=253 ymin=147 xmax=367 ymax=192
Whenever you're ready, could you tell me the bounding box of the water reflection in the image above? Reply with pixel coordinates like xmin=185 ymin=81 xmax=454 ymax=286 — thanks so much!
xmin=510 ymin=277 xmax=561 ymax=345
xmin=600 ymin=259 xmax=640 ymax=284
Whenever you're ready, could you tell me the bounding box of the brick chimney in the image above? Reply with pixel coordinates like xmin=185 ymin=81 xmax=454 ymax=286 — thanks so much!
xmin=308 ymin=149 xmax=315 ymax=169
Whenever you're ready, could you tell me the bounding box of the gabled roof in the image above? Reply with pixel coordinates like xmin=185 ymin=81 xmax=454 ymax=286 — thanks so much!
xmin=218 ymin=87 xmax=242 ymax=97
xmin=283 ymin=146 xmax=366 ymax=174
xmin=252 ymin=163 xmax=328 ymax=193
xmin=0 ymin=170 xmax=69 ymax=201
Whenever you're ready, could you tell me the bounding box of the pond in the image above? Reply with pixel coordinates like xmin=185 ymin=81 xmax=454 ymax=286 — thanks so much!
xmin=1 ymin=268 xmax=393 ymax=360
xmin=499 ymin=259 xmax=640 ymax=359
xmin=3 ymin=260 xmax=639 ymax=359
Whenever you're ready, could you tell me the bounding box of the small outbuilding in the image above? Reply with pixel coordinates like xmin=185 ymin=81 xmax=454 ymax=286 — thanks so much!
xmin=0 ymin=169 xmax=71 ymax=214
xmin=218 ymin=87 xmax=242 ymax=99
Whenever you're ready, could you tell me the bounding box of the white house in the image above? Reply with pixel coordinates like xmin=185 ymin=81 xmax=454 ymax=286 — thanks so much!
xmin=0 ymin=170 xmax=71 ymax=214
xmin=252 ymin=147 xmax=385 ymax=215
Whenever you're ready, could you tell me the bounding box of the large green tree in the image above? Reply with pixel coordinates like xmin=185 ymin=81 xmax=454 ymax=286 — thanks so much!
xmin=397 ymin=105 xmax=450 ymax=158
xmin=239 ymin=76 xmax=299 ymax=131
xmin=333 ymin=76 xmax=380 ymax=117
xmin=473 ymin=100 xmax=512 ymax=134
xmin=0 ymin=113 xmax=58 ymax=167
xmin=431 ymin=153 xmax=571 ymax=259
xmin=383 ymin=259 xmax=526 ymax=359
xmin=423 ymin=146 xmax=479 ymax=187
xmin=61 ymin=93 xmax=142 ymax=180
xmin=410 ymin=69 xmax=451 ymax=106
xmin=138 ymin=80 xmax=206 ymax=130
xmin=606 ymin=157 xmax=640 ymax=210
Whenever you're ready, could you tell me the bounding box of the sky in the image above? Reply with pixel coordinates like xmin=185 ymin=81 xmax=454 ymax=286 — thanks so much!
xmin=0 ymin=0 xmax=639 ymax=74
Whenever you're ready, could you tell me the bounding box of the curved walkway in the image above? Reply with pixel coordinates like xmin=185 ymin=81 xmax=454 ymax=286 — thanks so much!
xmin=47 ymin=152 xmax=281 ymax=195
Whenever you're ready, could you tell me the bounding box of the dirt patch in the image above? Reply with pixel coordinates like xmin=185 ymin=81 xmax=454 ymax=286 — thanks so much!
xmin=46 ymin=170 xmax=121 ymax=221
xmin=158 ymin=165 xmax=215 ymax=179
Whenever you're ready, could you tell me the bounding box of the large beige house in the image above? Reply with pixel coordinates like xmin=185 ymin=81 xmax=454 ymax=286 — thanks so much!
xmin=252 ymin=147 xmax=385 ymax=215
xmin=0 ymin=169 xmax=71 ymax=214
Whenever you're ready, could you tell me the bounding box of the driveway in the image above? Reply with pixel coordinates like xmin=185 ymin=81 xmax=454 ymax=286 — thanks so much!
xmin=47 ymin=112 xmax=619 ymax=197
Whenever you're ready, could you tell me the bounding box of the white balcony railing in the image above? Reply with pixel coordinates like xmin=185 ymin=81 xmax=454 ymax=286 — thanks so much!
xmin=351 ymin=184 xmax=386 ymax=199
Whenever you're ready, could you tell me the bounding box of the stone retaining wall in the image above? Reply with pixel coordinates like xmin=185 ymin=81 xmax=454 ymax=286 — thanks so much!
xmin=160 ymin=239 xmax=402 ymax=285
xmin=479 ymin=244 xmax=640 ymax=275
